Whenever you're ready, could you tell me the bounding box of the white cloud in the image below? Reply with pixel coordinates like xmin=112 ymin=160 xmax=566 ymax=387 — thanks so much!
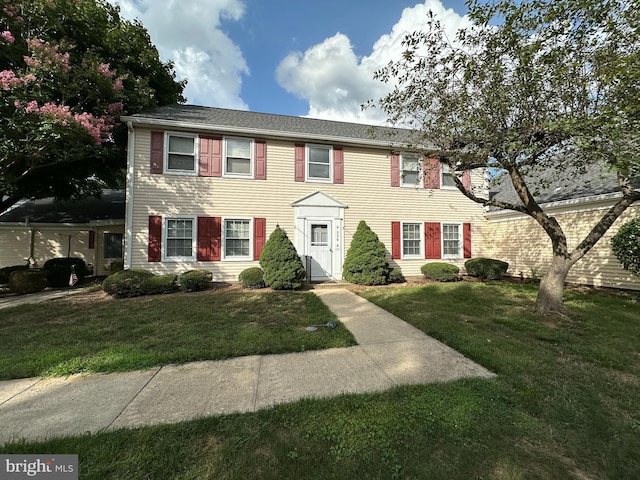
xmin=276 ymin=0 xmax=472 ymax=124
xmin=109 ymin=0 xmax=249 ymax=109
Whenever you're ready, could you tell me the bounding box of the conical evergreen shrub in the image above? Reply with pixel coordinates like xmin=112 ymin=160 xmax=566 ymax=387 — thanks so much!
xmin=259 ymin=226 xmax=306 ymax=290
xmin=343 ymin=220 xmax=390 ymax=285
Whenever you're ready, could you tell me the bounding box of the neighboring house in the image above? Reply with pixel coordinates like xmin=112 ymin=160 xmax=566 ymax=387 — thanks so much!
xmin=121 ymin=105 xmax=487 ymax=282
xmin=483 ymin=164 xmax=640 ymax=290
xmin=0 ymin=190 xmax=125 ymax=274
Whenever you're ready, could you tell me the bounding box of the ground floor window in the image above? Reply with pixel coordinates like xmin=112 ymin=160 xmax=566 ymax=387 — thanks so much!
xmin=402 ymin=222 xmax=422 ymax=257
xmin=224 ymin=219 xmax=250 ymax=258
xmin=103 ymin=232 xmax=123 ymax=258
xmin=166 ymin=218 xmax=194 ymax=259
xmin=442 ymin=223 xmax=462 ymax=257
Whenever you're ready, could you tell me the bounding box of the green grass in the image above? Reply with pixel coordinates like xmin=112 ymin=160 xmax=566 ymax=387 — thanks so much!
xmin=0 ymin=289 xmax=356 ymax=379
xmin=1 ymin=282 xmax=639 ymax=479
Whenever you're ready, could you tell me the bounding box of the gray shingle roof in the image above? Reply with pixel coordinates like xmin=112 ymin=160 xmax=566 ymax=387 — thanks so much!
xmin=122 ymin=104 xmax=412 ymax=145
xmin=0 ymin=190 xmax=125 ymax=224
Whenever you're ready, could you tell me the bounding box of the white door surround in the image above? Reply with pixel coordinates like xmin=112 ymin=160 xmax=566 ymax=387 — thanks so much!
xmin=291 ymin=191 xmax=347 ymax=281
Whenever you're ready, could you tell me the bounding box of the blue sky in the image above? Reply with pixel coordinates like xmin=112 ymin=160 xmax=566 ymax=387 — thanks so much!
xmin=110 ymin=0 xmax=471 ymax=124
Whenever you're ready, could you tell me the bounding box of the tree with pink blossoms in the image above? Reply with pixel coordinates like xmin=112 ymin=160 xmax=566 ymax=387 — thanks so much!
xmin=0 ymin=0 xmax=185 ymax=211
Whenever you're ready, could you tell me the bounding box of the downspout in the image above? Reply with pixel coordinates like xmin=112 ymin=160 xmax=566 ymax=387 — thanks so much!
xmin=125 ymin=121 xmax=136 ymax=269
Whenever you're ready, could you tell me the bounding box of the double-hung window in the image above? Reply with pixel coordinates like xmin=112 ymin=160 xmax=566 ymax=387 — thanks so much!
xmin=441 ymin=164 xmax=457 ymax=188
xmin=224 ymin=219 xmax=251 ymax=259
xmin=225 ymin=138 xmax=253 ymax=177
xmin=165 ymin=218 xmax=195 ymax=260
xmin=103 ymin=232 xmax=123 ymax=259
xmin=442 ymin=223 xmax=462 ymax=258
xmin=402 ymin=222 xmax=422 ymax=258
xmin=307 ymin=145 xmax=332 ymax=181
xmin=401 ymin=155 xmax=420 ymax=187
xmin=166 ymin=133 xmax=197 ymax=173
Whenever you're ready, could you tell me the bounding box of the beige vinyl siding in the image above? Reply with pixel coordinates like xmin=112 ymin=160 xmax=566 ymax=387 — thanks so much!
xmin=128 ymin=129 xmax=487 ymax=280
xmin=483 ymin=202 xmax=640 ymax=290
xmin=0 ymin=228 xmax=31 ymax=268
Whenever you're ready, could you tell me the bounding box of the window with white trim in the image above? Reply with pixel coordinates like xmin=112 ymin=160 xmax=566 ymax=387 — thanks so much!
xmin=402 ymin=222 xmax=422 ymax=257
xmin=441 ymin=164 xmax=457 ymax=188
xmin=442 ymin=223 xmax=462 ymax=258
xmin=165 ymin=218 xmax=195 ymax=260
xmin=224 ymin=219 xmax=251 ymax=259
xmin=401 ymin=155 xmax=420 ymax=186
xmin=103 ymin=232 xmax=123 ymax=259
xmin=166 ymin=133 xmax=197 ymax=173
xmin=307 ymin=145 xmax=332 ymax=181
xmin=224 ymin=137 xmax=253 ymax=177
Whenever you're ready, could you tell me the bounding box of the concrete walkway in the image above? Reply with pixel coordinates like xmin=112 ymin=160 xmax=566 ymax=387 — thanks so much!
xmin=0 ymin=287 xmax=88 ymax=309
xmin=0 ymin=288 xmax=495 ymax=446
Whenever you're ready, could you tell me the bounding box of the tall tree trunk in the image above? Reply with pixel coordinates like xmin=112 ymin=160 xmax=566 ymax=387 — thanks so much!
xmin=534 ymin=254 xmax=573 ymax=315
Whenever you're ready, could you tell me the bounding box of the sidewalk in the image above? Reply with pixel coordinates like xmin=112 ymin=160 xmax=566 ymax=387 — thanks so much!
xmin=0 ymin=288 xmax=495 ymax=446
xmin=0 ymin=287 xmax=88 ymax=309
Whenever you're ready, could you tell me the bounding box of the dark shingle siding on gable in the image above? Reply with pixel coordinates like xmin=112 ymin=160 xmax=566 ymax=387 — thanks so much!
xmin=124 ymin=104 xmax=412 ymax=145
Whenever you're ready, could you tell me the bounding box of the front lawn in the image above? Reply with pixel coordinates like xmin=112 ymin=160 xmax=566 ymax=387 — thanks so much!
xmin=1 ymin=282 xmax=639 ymax=479
xmin=0 ymin=289 xmax=356 ymax=379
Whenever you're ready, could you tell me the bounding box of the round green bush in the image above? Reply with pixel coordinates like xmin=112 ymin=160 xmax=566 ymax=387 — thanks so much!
xmin=0 ymin=265 xmax=29 ymax=284
xmin=239 ymin=267 xmax=266 ymax=289
xmin=611 ymin=217 xmax=640 ymax=277
xmin=388 ymin=268 xmax=405 ymax=284
xmin=464 ymin=257 xmax=509 ymax=280
xmin=102 ymin=269 xmax=154 ymax=298
xmin=43 ymin=257 xmax=88 ymax=287
xmin=141 ymin=274 xmax=177 ymax=295
xmin=8 ymin=269 xmax=48 ymax=294
xmin=259 ymin=227 xmax=306 ymax=290
xmin=343 ymin=220 xmax=390 ymax=285
xmin=177 ymin=269 xmax=212 ymax=292
xmin=421 ymin=262 xmax=460 ymax=282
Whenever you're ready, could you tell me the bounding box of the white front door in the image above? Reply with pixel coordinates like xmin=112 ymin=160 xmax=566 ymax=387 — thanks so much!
xmin=307 ymin=220 xmax=332 ymax=280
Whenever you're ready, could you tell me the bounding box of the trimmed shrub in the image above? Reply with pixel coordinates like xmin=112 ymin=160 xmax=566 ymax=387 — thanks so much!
xmin=108 ymin=260 xmax=124 ymax=274
xmin=343 ymin=220 xmax=390 ymax=285
xmin=611 ymin=217 xmax=640 ymax=276
xmin=388 ymin=268 xmax=405 ymax=284
xmin=421 ymin=262 xmax=460 ymax=282
xmin=43 ymin=257 xmax=88 ymax=287
xmin=8 ymin=269 xmax=48 ymax=294
xmin=260 ymin=226 xmax=306 ymax=290
xmin=239 ymin=267 xmax=266 ymax=289
xmin=141 ymin=274 xmax=177 ymax=295
xmin=465 ymin=257 xmax=509 ymax=280
xmin=102 ymin=269 xmax=154 ymax=298
xmin=0 ymin=265 xmax=29 ymax=284
xmin=177 ymin=269 xmax=212 ymax=292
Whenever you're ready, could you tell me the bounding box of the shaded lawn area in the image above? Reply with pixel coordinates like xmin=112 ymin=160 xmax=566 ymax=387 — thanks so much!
xmin=2 ymin=282 xmax=639 ymax=479
xmin=0 ymin=289 xmax=356 ymax=379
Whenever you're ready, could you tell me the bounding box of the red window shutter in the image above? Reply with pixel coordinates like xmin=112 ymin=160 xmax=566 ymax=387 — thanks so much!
xmin=88 ymin=230 xmax=95 ymax=249
xmin=148 ymin=215 xmax=162 ymax=262
xmin=254 ymin=217 xmax=266 ymax=260
xmin=150 ymin=131 xmax=163 ymax=174
xmin=390 ymin=154 xmax=400 ymax=187
xmin=424 ymin=222 xmax=441 ymax=259
xmin=424 ymin=158 xmax=440 ymax=189
xmin=255 ymin=140 xmax=267 ymax=180
xmin=463 ymin=223 xmax=472 ymax=258
xmin=295 ymin=144 xmax=305 ymax=181
xmin=391 ymin=222 xmax=401 ymax=259
xmin=199 ymin=137 xmax=213 ymax=176
xmin=461 ymin=170 xmax=471 ymax=190
xmin=333 ymin=147 xmax=344 ymax=184
xmin=211 ymin=137 xmax=222 ymax=177
xmin=197 ymin=217 xmax=215 ymax=261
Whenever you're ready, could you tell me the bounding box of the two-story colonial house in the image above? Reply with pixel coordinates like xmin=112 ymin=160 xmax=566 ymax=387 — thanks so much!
xmin=121 ymin=104 xmax=487 ymax=282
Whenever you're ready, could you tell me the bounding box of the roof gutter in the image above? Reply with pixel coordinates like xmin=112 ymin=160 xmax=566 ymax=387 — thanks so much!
xmin=120 ymin=115 xmax=407 ymax=149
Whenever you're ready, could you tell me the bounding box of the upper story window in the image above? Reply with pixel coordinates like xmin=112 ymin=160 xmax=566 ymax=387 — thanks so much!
xmin=224 ymin=138 xmax=253 ymax=177
xmin=442 ymin=223 xmax=462 ymax=258
xmin=307 ymin=145 xmax=332 ymax=181
xmin=164 ymin=217 xmax=195 ymax=261
xmin=402 ymin=222 xmax=422 ymax=258
xmin=441 ymin=164 xmax=457 ymax=189
xmin=166 ymin=133 xmax=197 ymax=174
xmin=401 ymin=155 xmax=421 ymax=187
